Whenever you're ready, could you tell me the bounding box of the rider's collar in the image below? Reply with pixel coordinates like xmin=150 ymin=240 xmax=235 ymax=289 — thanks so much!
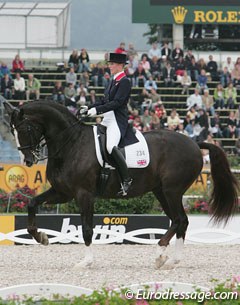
xmin=114 ymin=71 xmax=126 ymax=82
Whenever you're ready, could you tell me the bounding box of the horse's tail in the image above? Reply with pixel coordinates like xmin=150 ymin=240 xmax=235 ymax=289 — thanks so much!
xmin=198 ymin=142 xmax=239 ymax=224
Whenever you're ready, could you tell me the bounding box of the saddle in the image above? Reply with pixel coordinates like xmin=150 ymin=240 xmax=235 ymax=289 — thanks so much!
xmin=93 ymin=124 xmax=150 ymax=195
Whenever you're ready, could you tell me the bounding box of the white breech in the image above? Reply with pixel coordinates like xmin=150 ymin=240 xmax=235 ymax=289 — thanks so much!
xmin=101 ymin=111 xmax=121 ymax=154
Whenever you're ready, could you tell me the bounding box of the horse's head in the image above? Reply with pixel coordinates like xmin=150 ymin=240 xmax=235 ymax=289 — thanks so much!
xmin=4 ymin=101 xmax=44 ymax=167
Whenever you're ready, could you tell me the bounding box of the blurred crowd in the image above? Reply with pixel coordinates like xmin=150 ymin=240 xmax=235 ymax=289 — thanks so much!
xmin=2 ymin=42 xmax=240 ymax=157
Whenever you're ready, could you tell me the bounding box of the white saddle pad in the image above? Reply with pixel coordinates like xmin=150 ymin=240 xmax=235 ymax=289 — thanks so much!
xmin=93 ymin=126 xmax=150 ymax=168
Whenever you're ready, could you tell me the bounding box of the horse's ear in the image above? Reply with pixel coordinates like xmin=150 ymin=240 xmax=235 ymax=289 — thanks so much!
xmin=3 ymin=100 xmax=17 ymax=116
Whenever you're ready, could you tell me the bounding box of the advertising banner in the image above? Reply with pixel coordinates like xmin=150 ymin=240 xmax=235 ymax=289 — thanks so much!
xmin=0 ymin=214 xmax=170 ymax=245
xmin=0 ymin=164 xmax=207 ymax=193
xmin=132 ymin=0 xmax=240 ymax=24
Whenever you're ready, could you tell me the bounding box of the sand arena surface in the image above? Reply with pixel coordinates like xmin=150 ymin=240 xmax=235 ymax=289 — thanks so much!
xmin=0 ymin=244 xmax=239 ymax=289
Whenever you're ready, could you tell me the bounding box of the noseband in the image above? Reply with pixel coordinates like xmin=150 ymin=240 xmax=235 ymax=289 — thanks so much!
xmin=10 ymin=113 xmax=46 ymax=162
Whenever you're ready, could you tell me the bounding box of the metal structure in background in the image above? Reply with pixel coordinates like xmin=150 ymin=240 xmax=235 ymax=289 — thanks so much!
xmin=0 ymin=2 xmax=70 ymax=49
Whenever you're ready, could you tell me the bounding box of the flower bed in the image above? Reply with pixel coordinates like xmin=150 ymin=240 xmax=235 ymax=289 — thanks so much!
xmin=2 ymin=277 xmax=240 ymax=304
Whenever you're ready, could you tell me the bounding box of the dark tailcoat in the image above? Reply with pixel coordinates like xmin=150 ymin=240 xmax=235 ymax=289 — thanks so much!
xmin=90 ymin=75 xmax=138 ymax=148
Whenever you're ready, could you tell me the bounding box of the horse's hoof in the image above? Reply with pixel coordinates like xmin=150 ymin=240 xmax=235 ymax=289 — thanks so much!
xmin=155 ymin=255 xmax=168 ymax=269
xmin=39 ymin=232 xmax=49 ymax=246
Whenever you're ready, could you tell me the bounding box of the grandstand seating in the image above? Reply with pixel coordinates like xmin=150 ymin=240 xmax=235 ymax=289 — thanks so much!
xmin=1 ymin=68 xmax=240 ymax=154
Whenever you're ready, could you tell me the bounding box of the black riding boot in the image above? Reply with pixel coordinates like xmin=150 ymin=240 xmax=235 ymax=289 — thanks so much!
xmin=111 ymin=146 xmax=133 ymax=196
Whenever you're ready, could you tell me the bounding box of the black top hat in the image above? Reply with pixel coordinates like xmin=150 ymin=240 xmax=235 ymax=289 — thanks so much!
xmin=108 ymin=53 xmax=127 ymax=64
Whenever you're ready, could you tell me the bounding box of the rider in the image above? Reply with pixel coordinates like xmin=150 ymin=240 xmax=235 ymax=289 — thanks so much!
xmin=87 ymin=52 xmax=138 ymax=195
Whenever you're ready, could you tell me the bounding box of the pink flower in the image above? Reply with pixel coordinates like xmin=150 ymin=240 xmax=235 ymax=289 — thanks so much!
xmin=136 ymin=300 xmax=150 ymax=305
xmin=233 ymin=275 xmax=240 ymax=283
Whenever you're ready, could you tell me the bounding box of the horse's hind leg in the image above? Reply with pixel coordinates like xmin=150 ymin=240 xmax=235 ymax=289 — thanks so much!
xmin=153 ymin=188 xmax=188 ymax=269
xmin=74 ymin=189 xmax=95 ymax=269
xmin=28 ymin=187 xmax=70 ymax=245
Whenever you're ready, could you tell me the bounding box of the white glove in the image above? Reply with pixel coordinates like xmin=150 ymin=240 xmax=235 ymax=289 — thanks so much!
xmin=79 ymin=105 xmax=88 ymax=115
xmin=87 ymin=107 xmax=97 ymax=117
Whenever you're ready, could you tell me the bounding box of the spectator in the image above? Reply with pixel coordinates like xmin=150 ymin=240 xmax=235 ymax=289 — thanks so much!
xmin=77 ymin=83 xmax=88 ymax=95
xmin=12 ymin=55 xmax=24 ymax=73
xmin=209 ymin=112 xmax=223 ymax=138
xmin=207 ymin=55 xmax=218 ymax=81
xmin=80 ymin=71 xmax=90 ymax=88
xmin=184 ymin=49 xmax=195 ymax=64
xmin=78 ymin=48 xmax=90 ymax=73
xmin=225 ymin=82 xmax=237 ymax=109
xmin=125 ymin=54 xmax=138 ymax=85
xmin=202 ymin=89 xmax=215 ymax=116
xmin=26 ymin=74 xmax=41 ymax=101
xmin=196 ymin=108 xmax=209 ymax=141
xmin=202 ymin=133 xmax=216 ymax=164
xmin=175 ymin=56 xmax=186 ymax=79
xmin=181 ymin=70 xmax=192 ymax=95
xmin=76 ymin=91 xmax=87 ymax=107
xmin=155 ymin=103 xmax=166 ymax=126
xmin=102 ymin=72 xmax=111 ymax=88
xmin=133 ymin=63 xmax=147 ymax=87
xmin=197 ymin=69 xmax=208 ymax=93
xmin=141 ymin=53 xmax=151 ymax=77
xmin=161 ymin=42 xmax=171 ymax=61
xmin=220 ymin=67 xmax=231 ymax=88
xmin=133 ymin=115 xmax=143 ymax=131
xmin=162 ymin=62 xmax=175 ymax=87
xmin=167 ymin=108 xmax=180 ymax=131
xmin=186 ymin=87 xmax=202 ymax=110
xmin=172 ymin=43 xmax=184 ymax=62
xmin=91 ymin=62 xmax=104 ymax=87
xmin=0 ymin=62 xmax=10 ymax=77
xmin=214 ymin=83 xmax=225 ymax=109
xmin=177 ymin=122 xmax=188 ymax=136
xmin=68 ymin=49 xmax=79 ymax=72
xmin=66 ymin=66 xmax=77 ymax=86
xmin=88 ymin=89 xmax=99 ymax=106
xmin=64 ymin=83 xmax=77 ymax=106
xmin=115 ymin=42 xmax=126 ymax=54
xmin=185 ymin=119 xmax=198 ymax=141
xmin=223 ymin=111 xmax=238 ymax=138
xmin=187 ymin=57 xmax=199 ymax=81
xmin=13 ymin=72 xmax=25 ymax=100
xmin=52 ymin=81 xmax=65 ymax=104
xmin=221 ymin=56 xmax=234 ymax=74
xmin=127 ymin=43 xmax=138 ymax=59
xmin=139 ymin=89 xmax=152 ymax=113
xmin=144 ymin=75 xmax=157 ymax=91
xmin=141 ymin=109 xmax=152 ymax=132
xmin=148 ymin=42 xmax=161 ymax=61
xmin=149 ymin=87 xmax=161 ymax=108
xmin=1 ymin=74 xmax=13 ymax=99
xmin=150 ymin=110 xmax=160 ymax=130
xmin=197 ymin=58 xmax=207 ymax=71
xmin=231 ymin=64 xmax=240 ymax=87
xmin=150 ymin=56 xmax=161 ymax=80
xmin=187 ymin=106 xmax=197 ymax=121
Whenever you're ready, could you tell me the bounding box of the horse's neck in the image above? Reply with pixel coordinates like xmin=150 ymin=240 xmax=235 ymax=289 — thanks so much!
xmin=25 ymin=103 xmax=79 ymax=148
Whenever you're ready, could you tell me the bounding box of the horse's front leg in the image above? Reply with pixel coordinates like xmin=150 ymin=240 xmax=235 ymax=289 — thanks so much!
xmin=28 ymin=187 xmax=70 ymax=245
xmin=74 ymin=189 xmax=95 ymax=269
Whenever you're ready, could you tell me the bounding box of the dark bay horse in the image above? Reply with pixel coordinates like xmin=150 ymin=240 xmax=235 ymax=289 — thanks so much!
xmin=4 ymin=101 xmax=239 ymax=268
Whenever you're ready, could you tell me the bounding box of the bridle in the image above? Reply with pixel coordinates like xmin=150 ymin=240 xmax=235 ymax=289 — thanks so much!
xmin=10 ymin=110 xmax=85 ymax=163
xmin=10 ymin=113 xmax=46 ymax=162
